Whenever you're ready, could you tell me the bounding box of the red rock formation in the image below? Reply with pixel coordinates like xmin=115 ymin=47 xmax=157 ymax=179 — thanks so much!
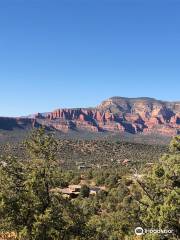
xmin=34 ymin=101 xmax=180 ymax=135
xmin=98 ymin=122 xmax=125 ymax=132
xmin=125 ymin=113 xmax=140 ymax=122
xmin=2 ymin=97 xmax=178 ymax=136
xmin=104 ymin=112 xmax=114 ymax=121
xmin=170 ymin=114 xmax=180 ymax=124
xmin=94 ymin=111 xmax=103 ymax=122
xmin=79 ymin=114 xmax=85 ymax=121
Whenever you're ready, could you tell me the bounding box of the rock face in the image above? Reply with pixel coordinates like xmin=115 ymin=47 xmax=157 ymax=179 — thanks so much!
xmin=33 ymin=97 xmax=180 ymax=136
xmin=1 ymin=97 xmax=180 ymax=136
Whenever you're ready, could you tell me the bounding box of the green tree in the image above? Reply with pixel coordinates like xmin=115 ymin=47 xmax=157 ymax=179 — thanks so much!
xmin=133 ymin=136 xmax=180 ymax=240
xmin=0 ymin=154 xmax=28 ymax=235
xmin=0 ymin=128 xmax=87 ymax=240
xmin=80 ymin=185 xmax=90 ymax=198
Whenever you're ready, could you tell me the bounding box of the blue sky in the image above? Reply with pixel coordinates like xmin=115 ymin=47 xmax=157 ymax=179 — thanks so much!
xmin=0 ymin=0 xmax=179 ymax=117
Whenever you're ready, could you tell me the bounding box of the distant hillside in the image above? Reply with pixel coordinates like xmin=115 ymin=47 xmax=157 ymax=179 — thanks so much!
xmin=0 ymin=97 xmax=179 ymax=144
xmin=0 ymin=138 xmax=167 ymax=170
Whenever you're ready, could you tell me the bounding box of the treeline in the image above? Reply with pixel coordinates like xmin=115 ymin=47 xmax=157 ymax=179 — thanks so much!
xmin=0 ymin=128 xmax=179 ymax=240
xmin=0 ymin=136 xmax=167 ymax=170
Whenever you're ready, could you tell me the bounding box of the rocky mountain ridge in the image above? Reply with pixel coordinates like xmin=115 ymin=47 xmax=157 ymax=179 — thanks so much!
xmin=1 ymin=97 xmax=180 ymax=136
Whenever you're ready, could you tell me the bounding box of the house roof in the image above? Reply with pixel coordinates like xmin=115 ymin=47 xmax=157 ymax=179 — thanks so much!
xmin=69 ymin=185 xmax=81 ymax=189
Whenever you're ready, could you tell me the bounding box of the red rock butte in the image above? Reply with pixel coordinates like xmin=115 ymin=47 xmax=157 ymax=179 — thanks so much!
xmin=26 ymin=97 xmax=180 ymax=136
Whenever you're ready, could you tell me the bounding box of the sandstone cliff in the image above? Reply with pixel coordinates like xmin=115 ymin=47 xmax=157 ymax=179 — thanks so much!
xmin=0 ymin=97 xmax=179 ymax=136
xmin=34 ymin=97 xmax=180 ymax=136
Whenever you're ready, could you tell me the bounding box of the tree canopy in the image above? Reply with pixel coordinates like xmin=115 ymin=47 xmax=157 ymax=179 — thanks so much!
xmin=0 ymin=129 xmax=179 ymax=240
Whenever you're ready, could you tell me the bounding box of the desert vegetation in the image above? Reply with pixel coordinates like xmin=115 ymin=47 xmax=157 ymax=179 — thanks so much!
xmin=0 ymin=128 xmax=179 ymax=239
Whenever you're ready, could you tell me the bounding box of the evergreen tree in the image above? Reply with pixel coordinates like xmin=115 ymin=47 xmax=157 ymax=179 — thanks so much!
xmin=133 ymin=136 xmax=180 ymax=240
xmin=0 ymin=128 xmax=87 ymax=240
xmin=80 ymin=185 xmax=90 ymax=198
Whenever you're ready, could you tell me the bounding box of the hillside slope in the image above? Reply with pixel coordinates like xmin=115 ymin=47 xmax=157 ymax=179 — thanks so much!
xmin=0 ymin=97 xmax=179 ymax=143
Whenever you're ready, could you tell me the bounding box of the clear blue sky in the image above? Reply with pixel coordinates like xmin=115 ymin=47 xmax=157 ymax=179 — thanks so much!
xmin=0 ymin=0 xmax=179 ymax=117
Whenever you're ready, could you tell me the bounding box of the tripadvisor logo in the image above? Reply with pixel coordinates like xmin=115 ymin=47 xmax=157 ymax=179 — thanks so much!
xmin=135 ymin=227 xmax=144 ymax=236
xmin=135 ymin=227 xmax=173 ymax=236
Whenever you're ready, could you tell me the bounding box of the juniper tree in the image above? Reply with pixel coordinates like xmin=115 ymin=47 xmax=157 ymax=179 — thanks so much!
xmin=133 ymin=136 xmax=180 ymax=240
xmin=0 ymin=128 xmax=88 ymax=240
